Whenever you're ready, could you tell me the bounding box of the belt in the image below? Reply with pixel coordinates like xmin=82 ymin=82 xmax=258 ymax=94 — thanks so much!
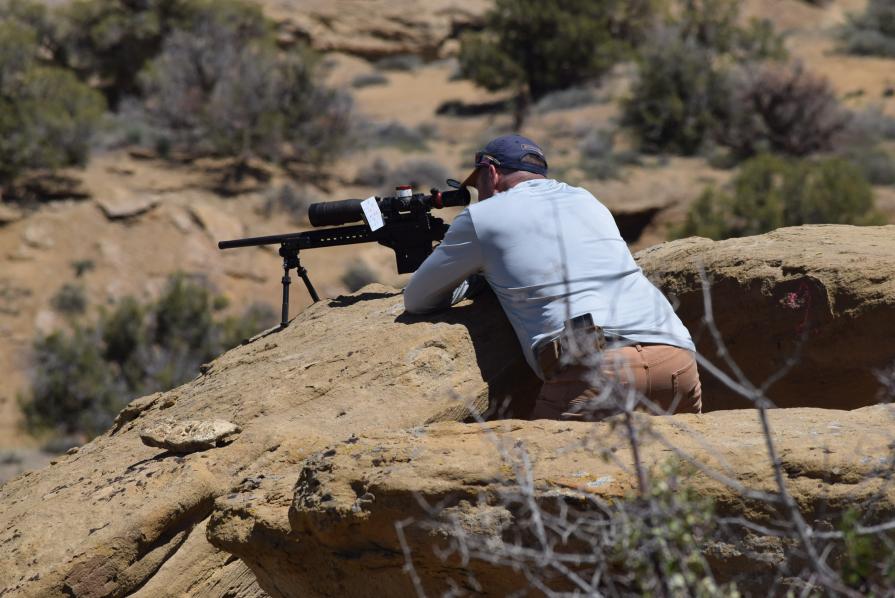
xmin=535 ymin=314 xmax=608 ymax=380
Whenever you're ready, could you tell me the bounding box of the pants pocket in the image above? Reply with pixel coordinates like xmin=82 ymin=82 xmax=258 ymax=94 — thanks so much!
xmin=671 ymin=358 xmax=701 ymax=414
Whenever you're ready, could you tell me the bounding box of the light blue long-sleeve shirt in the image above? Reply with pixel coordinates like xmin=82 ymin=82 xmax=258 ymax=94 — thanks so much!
xmin=404 ymin=178 xmax=695 ymax=378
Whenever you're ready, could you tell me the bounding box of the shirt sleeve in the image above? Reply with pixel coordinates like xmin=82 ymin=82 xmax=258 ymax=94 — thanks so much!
xmin=403 ymin=209 xmax=485 ymax=314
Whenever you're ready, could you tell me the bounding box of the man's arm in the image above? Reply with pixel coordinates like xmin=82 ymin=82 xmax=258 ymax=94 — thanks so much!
xmin=404 ymin=209 xmax=484 ymax=313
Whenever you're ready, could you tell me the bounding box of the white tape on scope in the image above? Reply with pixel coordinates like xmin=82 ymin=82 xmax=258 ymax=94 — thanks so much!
xmin=360 ymin=196 xmax=384 ymax=232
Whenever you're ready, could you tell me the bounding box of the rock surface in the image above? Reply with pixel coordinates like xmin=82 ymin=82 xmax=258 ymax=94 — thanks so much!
xmin=0 ymin=203 xmax=22 ymax=226
xmin=0 ymin=285 xmax=535 ymax=597
xmin=1 ymin=226 xmax=893 ymax=596
xmin=636 ymin=225 xmax=895 ymax=410
xmin=263 ymin=0 xmax=485 ymax=59
xmin=94 ymin=187 xmax=160 ymax=220
xmin=210 ymin=406 xmax=895 ymax=596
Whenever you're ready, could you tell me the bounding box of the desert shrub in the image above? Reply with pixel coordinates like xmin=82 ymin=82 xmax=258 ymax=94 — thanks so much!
xmin=843 ymin=106 xmax=895 ymax=145
xmin=139 ymin=0 xmax=351 ymax=169
xmin=718 ymin=63 xmax=851 ymax=160
xmin=351 ymin=72 xmax=388 ymax=88
xmin=534 ymin=87 xmax=599 ymax=113
xmin=358 ymin=121 xmax=428 ymax=152
xmin=840 ymin=0 xmax=895 ymax=58
xmin=385 ymin=160 xmax=450 ymax=194
xmin=842 ymin=146 xmax=895 ymax=186
xmin=51 ymin=283 xmax=87 ymax=316
xmin=22 ymin=327 xmax=122 ymax=439
xmin=21 ymin=273 xmax=276 ymax=440
xmin=374 ymin=54 xmax=421 ymax=72
xmin=52 ymin=0 xmax=196 ymax=107
xmin=70 ymin=259 xmax=95 ymax=277
xmin=353 ymin=157 xmax=390 ymax=187
xmin=341 ymin=260 xmax=379 ymax=292
xmin=0 ymin=15 xmax=105 ymax=186
xmin=673 ymin=0 xmax=786 ymax=61
xmin=458 ymin=0 xmax=659 ymax=122
xmin=623 ymin=30 xmax=733 ymax=155
xmin=676 ymin=154 xmax=883 ymax=240
xmin=623 ymin=0 xmax=786 ymax=155
xmin=258 ymin=183 xmax=314 ymax=223
xmin=578 ymin=129 xmax=641 ymax=180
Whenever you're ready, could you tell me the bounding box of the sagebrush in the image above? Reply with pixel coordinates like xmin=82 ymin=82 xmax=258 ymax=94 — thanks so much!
xmin=21 ymin=273 xmax=276 ymax=440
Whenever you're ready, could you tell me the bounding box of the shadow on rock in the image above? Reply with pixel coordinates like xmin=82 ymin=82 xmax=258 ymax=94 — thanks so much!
xmin=328 ymin=290 xmax=400 ymax=308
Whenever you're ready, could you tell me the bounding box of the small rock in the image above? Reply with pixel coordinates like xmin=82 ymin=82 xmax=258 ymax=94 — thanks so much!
xmin=167 ymin=206 xmax=194 ymax=233
xmin=140 ymin=419 xmax=241 ymax=453
xmin=22 ymin=222 xmax=54 ymax=249
xmin=34 ymin=309 xmax=60 ymax=335
xmin=0 ymin=203 xmax=23 ymax=225
xmin=188 ymin=202 xmax=244 ymax=242
xmin=95 ymin=187 xmax=160 ymax=220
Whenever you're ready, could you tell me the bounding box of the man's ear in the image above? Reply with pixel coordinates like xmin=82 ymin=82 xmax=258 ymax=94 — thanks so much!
xmin=488 ymin=164 xmax=501 ymax=188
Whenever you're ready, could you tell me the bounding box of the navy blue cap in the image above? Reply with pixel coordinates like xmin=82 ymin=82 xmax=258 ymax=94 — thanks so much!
xmin=462 ymin=134 xmax=548 ymax=187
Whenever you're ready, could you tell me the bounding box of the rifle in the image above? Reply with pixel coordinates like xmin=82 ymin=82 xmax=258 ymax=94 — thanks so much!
xmin=218 ymin=182 xmax=476 ymax=328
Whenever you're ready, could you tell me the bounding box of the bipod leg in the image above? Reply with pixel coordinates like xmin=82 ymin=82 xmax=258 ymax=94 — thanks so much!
xmin=298 ymin=266 xmax=319 ymax=303
xmin=280 ymin=257 xmax=292 ymax=329
xmin=278 ymin=241 xmax=317 ymax=329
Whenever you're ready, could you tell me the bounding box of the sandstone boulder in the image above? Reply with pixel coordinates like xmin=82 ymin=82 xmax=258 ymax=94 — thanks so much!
xmin=636 ymin=225 xmax=895 ymax=410
xmin=1 ymin=226 xmax=893 ymax=597
xmin=266 ymin=0 xmax=485 ymax=59
xmin=209 ymin=406 xmax=895 ymax=596
xmin=0 ymin=286 xmax=534 ymax=597
xmin=94 ymin=187 xmax=160 ymax=220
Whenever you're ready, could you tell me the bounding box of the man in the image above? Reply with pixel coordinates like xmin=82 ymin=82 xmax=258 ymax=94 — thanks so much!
xmin=404 ymin=134 xmax=701 ymax=420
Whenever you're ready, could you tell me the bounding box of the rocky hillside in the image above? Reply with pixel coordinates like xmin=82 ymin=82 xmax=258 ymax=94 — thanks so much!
xmin=1 ymin=226 xmax=893 ymax=596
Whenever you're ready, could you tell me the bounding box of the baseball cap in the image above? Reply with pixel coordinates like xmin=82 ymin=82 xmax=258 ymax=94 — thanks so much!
xmin=461 ymin=134 xmax=548 ymax=188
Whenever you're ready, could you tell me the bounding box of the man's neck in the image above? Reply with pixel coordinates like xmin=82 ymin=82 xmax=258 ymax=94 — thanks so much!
xmin=499 ymin=172 xmax=545 ymax=192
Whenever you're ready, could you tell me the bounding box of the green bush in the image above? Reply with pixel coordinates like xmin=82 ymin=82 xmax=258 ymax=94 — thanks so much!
xmin=622 ymin=30 xmax=732 ymax=155
xmin=22 ymin=327 xmax=123 ymax=439
xmin=458 ymin=0 xmax=659 ymax=121
xmin=139 ymin=0 xmax=351 ymax=169
xmin=341 ymin=260 xmax=379 ymax=293
xmin=842 ymin=146 xmax=895 ymax=186
xmin=53 ymin=0 xmax=195 ymax=107
xmin=21 ymin=273 xmax=276 ymax=440
xmin=258 ymin=183 xmax=314 ymax=223
xmin=385 ymin=160 xmax=450 ymax=195
xmin=51 ymin=283 xmax=87 ymax=316
xmin=623 ymin=0 xmax=785 ymax=155
xmin=673 ymin=0 xmax=785 ymax=61
xmin=840 ymin=0 xmax=895 ymax=58
xmin=0 ymin=14 xmax=105 ymax=186
xmin=675 ymin=154 xmax=884 ymax=240
xmin=578 ymin=129 xmax=641 ymax=180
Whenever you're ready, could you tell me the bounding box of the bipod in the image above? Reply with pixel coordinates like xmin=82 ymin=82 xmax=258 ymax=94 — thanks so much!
xmin=278 ymin=240 xmax=319 ymax=329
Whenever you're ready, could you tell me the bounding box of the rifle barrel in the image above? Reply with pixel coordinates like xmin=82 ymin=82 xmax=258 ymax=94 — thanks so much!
xmin=218 ymin=232 xmax=305 ymax=250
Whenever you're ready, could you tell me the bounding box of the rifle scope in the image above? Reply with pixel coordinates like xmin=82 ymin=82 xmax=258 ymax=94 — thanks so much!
xmin=308 ymin=186 xmax=476 ymax=228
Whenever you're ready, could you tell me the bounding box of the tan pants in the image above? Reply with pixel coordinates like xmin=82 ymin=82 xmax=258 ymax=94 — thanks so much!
xmin=531 ymin=344 xmax=702 ymax=421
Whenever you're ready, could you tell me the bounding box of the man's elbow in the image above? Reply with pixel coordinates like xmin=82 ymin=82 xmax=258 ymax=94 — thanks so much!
xmin=403 ymin=285 xmax=431 ymax=314
xmin=404 ymin=280 xmax=450 ymax=314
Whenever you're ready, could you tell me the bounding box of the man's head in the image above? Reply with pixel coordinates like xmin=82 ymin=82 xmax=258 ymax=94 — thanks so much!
xmin=462 ymin=134 xmax=548 ymax=200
